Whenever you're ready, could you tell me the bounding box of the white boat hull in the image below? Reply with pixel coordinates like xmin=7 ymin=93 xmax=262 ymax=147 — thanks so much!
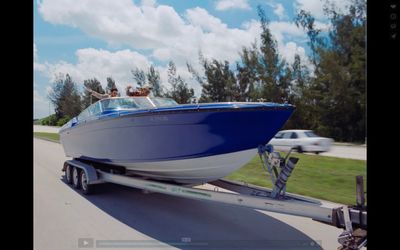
xmin=114 ymin=148 xmax=258 ymax=184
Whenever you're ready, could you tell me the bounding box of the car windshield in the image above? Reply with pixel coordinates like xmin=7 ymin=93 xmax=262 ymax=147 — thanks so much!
xmin=304 ymin=131 xmax=319 ymax=137
xmin=150 ymin=97 xmax=178 ymax=107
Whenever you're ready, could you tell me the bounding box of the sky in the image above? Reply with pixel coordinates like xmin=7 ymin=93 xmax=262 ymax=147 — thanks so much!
xmin=34 ymin=0 xmax=352 ymax=119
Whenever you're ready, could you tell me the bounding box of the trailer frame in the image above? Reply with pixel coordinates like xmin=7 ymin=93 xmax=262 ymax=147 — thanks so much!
xmin=61 ymin=148 xmax=367 ymax=249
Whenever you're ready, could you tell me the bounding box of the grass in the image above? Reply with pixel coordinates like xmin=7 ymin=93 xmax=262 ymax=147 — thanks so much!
xmin=34 ymin=132 xmax=60 ymax=142
xmin=33 ymin=131 xmax=366 ymax=204
xmin=226 ymin=152 xmax=366 ymax=205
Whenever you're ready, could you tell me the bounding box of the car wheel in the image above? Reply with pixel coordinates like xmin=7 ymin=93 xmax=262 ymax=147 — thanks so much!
xmin=297 ymin=146 xmax=303 ymax=153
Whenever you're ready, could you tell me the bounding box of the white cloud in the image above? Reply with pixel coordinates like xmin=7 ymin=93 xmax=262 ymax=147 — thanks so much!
xmin=215 ymin=0 xmax=251 ymax=11
xmin=241 ymin=20 xmax=311 ymax=69
xmin=269 ymin=21 xmax=306 ymax=44
xmin=314 ymin=21 xmax=331 ymax=31
xmin=273 ymin=4 xmax=286 ymax=20
xmin=266 ymin=22 xmax=310 ymax=67
xmin=185 ymin=7 xmax=227 ymax=33
xmin=280 ymin=42 xmax=309 ymax=66
xmin=36 ymin=47 xmax=207 ymax=98
xmin=294 ymin=0 xmax=326 ymax=19
xmin=38 ymin=0 xmax=185 ymax=49
xmin=267 ymin=2 xmax=286 ymax=20
xmin=45 ymin=86 xmax=53 ymax=95
xmin=141 ymin=0 xmax=156 ymax=7
xmin=35 ymin=62 xmax=47 ymax=72
xmin=36 ymin=0 xmax=325 ymax=98
xmin=294 ymin=0 xmax=352 ymax=20
xmin=37 ymin=1 xmax=257 ymax=73
xmin=33 ymin=43 xmax=46 ymax=76
xmin=34 ymin=87 xmax=53 ymax=119
xmin=34 ymin=43 xmax=47 ymax=72
xmin=34 ymin=89 xmax=43 ymax=103
xmin=34 ymin=43 xmax=38 ymax=61
xmin=39 ymin=48 xmax=152 ymax=92
xmin=274 ymin=3 xmax=285 ymax=19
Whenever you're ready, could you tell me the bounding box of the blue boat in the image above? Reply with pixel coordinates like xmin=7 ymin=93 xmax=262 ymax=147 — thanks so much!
xmin=59 ymin=97 xmax=294 ymax=184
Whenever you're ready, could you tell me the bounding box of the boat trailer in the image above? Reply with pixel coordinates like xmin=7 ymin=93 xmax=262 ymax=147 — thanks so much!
xmin=62 ymin=144 xmax=367 ymax=250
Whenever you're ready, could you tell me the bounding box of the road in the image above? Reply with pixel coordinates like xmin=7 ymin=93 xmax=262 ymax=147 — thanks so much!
xmin=319 ymin=145 xmax=366 ymax=160
xmin=34 ymin=137 xmax=345 ymax=250
xmin=34 ymin=125 xmax=60 ymax=133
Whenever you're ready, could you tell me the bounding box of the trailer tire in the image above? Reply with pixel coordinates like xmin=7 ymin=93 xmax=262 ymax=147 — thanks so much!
xmin=64 ymin=164 xmax=73 ymax=184
xmin=80 ymin=170 xmax=94 ymax=195
xmin=72 ymin=167 xmax=81 ymax=189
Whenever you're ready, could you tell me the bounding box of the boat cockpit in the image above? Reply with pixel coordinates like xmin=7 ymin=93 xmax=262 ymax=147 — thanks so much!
xmin=82 ymin=97 xmax=178 ymax=116
xmin=61 ymin=97 xmax=179 ymax=130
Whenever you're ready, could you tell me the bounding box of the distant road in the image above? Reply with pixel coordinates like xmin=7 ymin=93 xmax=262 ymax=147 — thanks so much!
xmin=319 ymin=145 xmax=366 ymax=160
xmin=34 ymin=138 xmax=344 ymax=250
xmin=34 ymin=125 xmax=60 ymax=133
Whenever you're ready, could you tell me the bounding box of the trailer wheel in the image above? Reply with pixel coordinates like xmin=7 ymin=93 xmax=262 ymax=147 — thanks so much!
xmin=72 ymin=167 xmax=81 ymax=189
xmin=80 ymin=170 xmax=94 ymax=195
xmin=64 ymin=164 xmax=73 ymax=184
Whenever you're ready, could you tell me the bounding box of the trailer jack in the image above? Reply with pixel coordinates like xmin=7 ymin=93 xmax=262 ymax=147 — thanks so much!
xmin=257 ymin=145 xmax=367 ymax=249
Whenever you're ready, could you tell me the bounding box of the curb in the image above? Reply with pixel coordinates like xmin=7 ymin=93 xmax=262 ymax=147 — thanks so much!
xmin=34 ymin=136 xmax=60 ymax=144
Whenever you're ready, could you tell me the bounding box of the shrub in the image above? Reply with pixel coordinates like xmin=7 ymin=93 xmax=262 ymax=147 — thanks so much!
xmin=40 ymin=114 xmax=58 ymax=126
xmin=56 ymin=116 xmax=71 ymax=127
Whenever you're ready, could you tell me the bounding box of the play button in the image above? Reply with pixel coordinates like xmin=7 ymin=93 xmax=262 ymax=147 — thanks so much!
xmin=78 ymin=238 xmax=93 ymax=248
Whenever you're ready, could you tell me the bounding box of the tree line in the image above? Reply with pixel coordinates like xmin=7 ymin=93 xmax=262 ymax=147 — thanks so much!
xmin=44 ymin=0 xmax=365 ymax=142
xmin=45 ymin=61 xmax=196 ymax=126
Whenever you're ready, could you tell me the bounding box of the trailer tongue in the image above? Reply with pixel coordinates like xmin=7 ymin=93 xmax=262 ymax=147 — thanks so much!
xmin=62 ymin=144 xmax=367 ymax=250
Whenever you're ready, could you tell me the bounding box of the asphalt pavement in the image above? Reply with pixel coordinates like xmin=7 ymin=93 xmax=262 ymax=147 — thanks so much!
xmin=34 ymin=125 xmax=60 ymax=133
xmin=34 ymin=137 xmax=346 ymax=250
xmin=319 ymin=145 xmax=366 ymax=160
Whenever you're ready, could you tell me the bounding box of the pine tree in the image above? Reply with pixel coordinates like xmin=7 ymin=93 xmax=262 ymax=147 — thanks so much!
xmin=199 ymin=59 xmax=238 ymax=102
xmin=48 ymin=74 xmax=82 ymax=119
xmin=236 ymin=43 xmax=260 ymax=101
xmin=293 ymin=0 xmax=366 ymax=141
xmin=257 ymin=6 xmax=289 ymax=102
xmin=131 ymin=68 xmax=146 ymax=87
xmin=165 ymin=61 xmax=195 ymax=104
xmin=146 ymin=65 xmax=163 ymax=97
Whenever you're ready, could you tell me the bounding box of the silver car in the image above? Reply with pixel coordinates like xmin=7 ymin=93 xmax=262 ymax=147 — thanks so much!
xmin=269 ymin=130 xmax=334 ymax=154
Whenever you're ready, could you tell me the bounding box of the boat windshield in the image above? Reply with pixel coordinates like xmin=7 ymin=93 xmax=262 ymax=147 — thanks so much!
xmin=100 ymin=98 xmax=139 ymax=111
xmin=100 ymin=97 xmax=156 ymax=111
xmin=150 ymin=97 xmax=178 ymax=107
xmin=99 ymin=97 xmax=178 ymax=112
xmin=132 ymin=97 xmax=155 ymax=109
